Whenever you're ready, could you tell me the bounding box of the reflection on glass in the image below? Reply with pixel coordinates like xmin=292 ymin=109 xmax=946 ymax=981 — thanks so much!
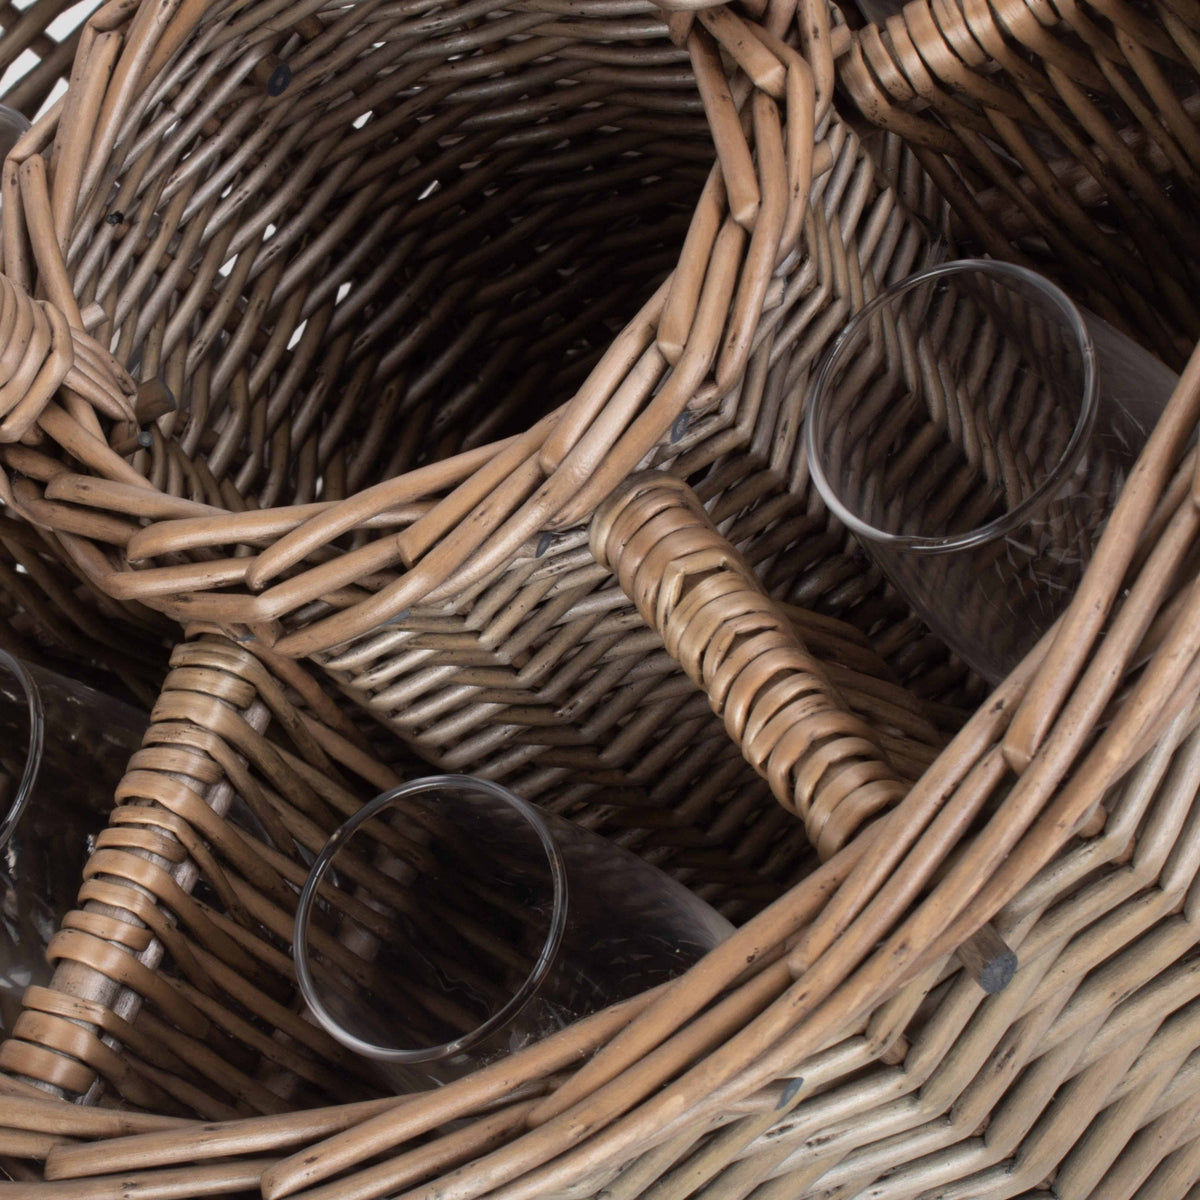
xmin=294 ymin=775 xmax=733 ymax=1089
xmin=806 ymin=259 xmax=1178 ymax=683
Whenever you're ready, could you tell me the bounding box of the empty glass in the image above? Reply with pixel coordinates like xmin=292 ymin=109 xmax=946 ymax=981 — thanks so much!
xmin=293 ymin=775 xmax=734 ymax=1088
xmin=0 ymin=652 xmax=147 ymax=1033
xmin=805 ymin=259 xmax=1178 ymax=684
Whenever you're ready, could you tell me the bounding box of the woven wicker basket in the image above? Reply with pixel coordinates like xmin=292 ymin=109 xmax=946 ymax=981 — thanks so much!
xmin=0 ymin=0 xmax=981 ymax=913
xmin=0 ymin=0 xmax=1200 ymax=1196
xmin=839 ymin=0 xmax=1200 ymax=370
xmin=0 ymin=0 xmax=173 ymax=703
xmin=5 ymin=440 xmax=1200 ymax=1199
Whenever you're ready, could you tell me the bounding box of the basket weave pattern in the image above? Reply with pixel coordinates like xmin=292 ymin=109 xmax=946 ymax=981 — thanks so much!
xmin=0 ymin=0 xmax=1199 ymax=1196
xmin=0 ymin=0 xmax=970 ymax=901
xmin=841 ymin=0 xmax=1200 ymax=370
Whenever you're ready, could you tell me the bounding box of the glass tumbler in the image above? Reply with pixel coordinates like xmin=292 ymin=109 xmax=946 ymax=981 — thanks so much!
xmin=805 ymin=259 xmax=1179 ymax=684
xmin=294 ymin=775 xmax=734 ymax=1088
xmin=0 ymin=652 xmax=148 ymax=1033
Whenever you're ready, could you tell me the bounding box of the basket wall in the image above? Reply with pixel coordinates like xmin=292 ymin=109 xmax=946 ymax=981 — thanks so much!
xmin=840 ymin=0 xmax=1200 ymax=371
xmin=0 ymin=0 xmax=976 ymax=903
xmin=7 ymin=604 xmax=1200 ymax=1200
xmin=2 ymin=0 xmax=1200 ymax=1197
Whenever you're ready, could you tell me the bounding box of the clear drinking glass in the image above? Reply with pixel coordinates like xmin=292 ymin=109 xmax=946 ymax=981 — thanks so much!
xmin=805 ymin=259 xmax=1179 ymax=684
xmin=294 ymin=775 xmax=734 ymax=1088
xmin=0 ymin=652 xmax=148 ymax=1033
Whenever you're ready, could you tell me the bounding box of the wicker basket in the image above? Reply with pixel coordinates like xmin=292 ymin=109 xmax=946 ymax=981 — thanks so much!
xmin=0 ymin=615 xmax=947 ymax=1154
xmin=0 ymin=0 xmax=173 ymax=704
xmin=0 ymin=0 xmax=976 ymax=904
xmin=839 ymin=0 xmax=1200 ymax=371
xmin=5 ymin=433 xmax=1200 ymax=1197
xmin=0 ymin=0 xmax=1200 ymax=1196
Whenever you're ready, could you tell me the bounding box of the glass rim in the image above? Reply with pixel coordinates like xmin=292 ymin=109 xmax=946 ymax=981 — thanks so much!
xmin=804 ymin=258 xmax=1100 ymax=554
xmin=293 ymin=773 xmax=569 ymax=1064
xmin=0 ymin=649 xmax=42 ymax=849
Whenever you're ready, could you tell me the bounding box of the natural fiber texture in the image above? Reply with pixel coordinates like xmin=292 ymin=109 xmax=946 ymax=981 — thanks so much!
xmin=0 ymin=0 xmax=975 ymax=887
xmin=0 ymin=8 xmax=171 ymax=703
xmin=591 ymin=471 xmax=938 ymax=859
xmin=0 ymin=635 xmax=404 ymax=1114
xmin=8 ymin=401 xmax=1200 ymax=1198
xmin=0 ymin=0 xmax=97 ymax=120
xmin=0 ymin=617 xmax=935 ymax=1151
xmin=1 ymin=0 xmax=1200 ymax=1196
xmin=840 ymin=0 xmax=1200 ymax=371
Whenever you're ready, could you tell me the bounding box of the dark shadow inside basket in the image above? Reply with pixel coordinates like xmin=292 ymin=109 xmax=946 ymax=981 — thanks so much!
xmin=78 ymin=0 xmax=713 ymax=510
xmin=56 ymin=1 xmax=986 ymax=930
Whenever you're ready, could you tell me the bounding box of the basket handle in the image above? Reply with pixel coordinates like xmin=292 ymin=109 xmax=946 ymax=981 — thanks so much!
xmin=590 ymin=471 xmax=915 ymax=859
xmin=590 ymin=470 xmax=1017 ymax=989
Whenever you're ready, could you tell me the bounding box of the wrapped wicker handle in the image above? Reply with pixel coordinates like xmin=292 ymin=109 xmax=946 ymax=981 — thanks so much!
xmin=590 ymin=471 xmax=911 ymax=857
xmin=590 ymin=471 xmax=1017 ymax=991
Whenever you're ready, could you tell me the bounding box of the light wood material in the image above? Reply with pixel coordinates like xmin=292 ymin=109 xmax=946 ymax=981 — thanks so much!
xmin=591 ymin=470 xmax=931 ymax=856
xmin=8 ymin=561 xmax=1200 ymax=1200
xmin=0 ymin=1 xmax=1199 ymax=1199
xmin=0 ymin=0 xmax=968 ymax=895
xmin=590 ymin=471 xmax=1015 ymax=989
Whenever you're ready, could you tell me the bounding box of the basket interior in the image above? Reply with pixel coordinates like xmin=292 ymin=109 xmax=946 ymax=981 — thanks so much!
xmin=70 ymin=0 xmax=712 ymax=510
xmin=36 ymin=0 xmax=998 ymax=933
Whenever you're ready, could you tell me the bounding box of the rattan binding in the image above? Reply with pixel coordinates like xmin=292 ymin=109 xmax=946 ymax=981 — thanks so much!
xmin=0 ymin=0 xmax=1200 ymax=1196
xmin=0 ymin=0 xmax=977 ymax=843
